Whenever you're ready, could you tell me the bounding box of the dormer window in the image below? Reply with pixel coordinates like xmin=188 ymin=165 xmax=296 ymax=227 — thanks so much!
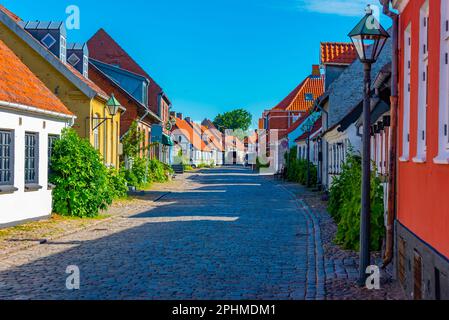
xmin=68 ymin=53 xmax=80 ymax=66
xmin=41 ymin=33 xmax=56 ymax=49
xmin=305 ymin=93 xmax=314 ymax=101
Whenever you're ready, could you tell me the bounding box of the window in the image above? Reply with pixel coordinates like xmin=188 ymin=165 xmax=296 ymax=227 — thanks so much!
xmin=41 ymin=33 xmax=56 ymax=49
xmin=93 ymin=114 xmax=100 ymax=150
xmin=48 ymin=134 xmax=59 ymax=173
xmin=401 ymin=25 xmax=412 ymax=161
xmin=67 ymin=53 xmax=80 ymax=66
xmin=83 ymin=55 xmax=89 ymax=78
xmin=0 ymin=130 xmax=13 ymax=185
xmin=414 ymin=2 xmax=429 ymax=163
xmin=305 ymin=93 xmax=314 ymax=101
xmin=60 ymin=35 xmax=66 ymax=64
xmin=435 ymin=0 xmax=449 ymax=164
xmin=25 ymin=132 xmax=38 ymax=184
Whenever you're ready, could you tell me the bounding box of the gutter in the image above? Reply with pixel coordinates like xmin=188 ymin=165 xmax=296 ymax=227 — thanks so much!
xmin=0 ymin=100 xmax=76 ymax=126
xmin=380 ymin=0 xmax=399 ymax=268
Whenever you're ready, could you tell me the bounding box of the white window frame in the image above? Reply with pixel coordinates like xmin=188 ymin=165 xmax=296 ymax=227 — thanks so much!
xmin=414 ymin=2 xmax=429 ymax=163
xmin=0 ymin=130 xmax=14 ymax=186
xmin=401 ymin=24 xmax=412 ymax=162
xmin=435 ymin=0 xmax=449 ymax=164
xmin=60 ymin=35 xmax=67 ymax=64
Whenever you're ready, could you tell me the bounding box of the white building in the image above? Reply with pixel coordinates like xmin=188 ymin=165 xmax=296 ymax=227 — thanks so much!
xmin=172 ymin=118 xmax=216 ymax=167
xmin=0 ymin=39 xmax=75 ymax=228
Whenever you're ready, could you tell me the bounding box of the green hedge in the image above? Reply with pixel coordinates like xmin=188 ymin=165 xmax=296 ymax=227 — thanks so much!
xmin=50 ymin=128 xmax=126 ymax=218
xmin=328 ymin=152 xmax=385 ymax=251
xmin=123 ymin=158 xmax=173 ymax=188
xmin=284 ymin=148 xmax=317 ymax=186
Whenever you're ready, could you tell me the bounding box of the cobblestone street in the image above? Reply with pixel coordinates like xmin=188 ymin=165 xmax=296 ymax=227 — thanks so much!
xmin=0 ymin=167 xmax=403 ymax=300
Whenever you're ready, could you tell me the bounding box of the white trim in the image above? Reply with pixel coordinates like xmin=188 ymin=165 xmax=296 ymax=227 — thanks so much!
xmin=0 ymin=100 xmax=76 ymax=124
xmin=434 ymin=0 xmax=449 ymax=165
xmin=414 ymin=2 xmax=429 ymax=164
xmin=401 ymin=25 xmax=412 ymax=161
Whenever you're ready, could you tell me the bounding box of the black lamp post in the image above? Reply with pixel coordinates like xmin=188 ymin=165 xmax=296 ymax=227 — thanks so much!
xmin=348 ymin=5 xmax=389 ymax=286
xmin=93 ymin=94 xmax=122 ymax=131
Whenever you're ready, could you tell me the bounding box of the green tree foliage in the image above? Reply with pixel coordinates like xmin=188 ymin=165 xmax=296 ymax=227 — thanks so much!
xmin=213 ymin=109 xmax=252 ymax=132
xmin=122 ymin=120 xmax=145 ymax=158
xmin=50 ymin=128 xmax=123 ymax=217
xmin=328 ymin=152 xmax=385 ymax=251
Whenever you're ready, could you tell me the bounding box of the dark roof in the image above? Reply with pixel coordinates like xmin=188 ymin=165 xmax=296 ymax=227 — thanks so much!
xmin=19 ymin=21 xmax=64 ymax=30
xmin=326 ymin=30 xmax=392 ymax=128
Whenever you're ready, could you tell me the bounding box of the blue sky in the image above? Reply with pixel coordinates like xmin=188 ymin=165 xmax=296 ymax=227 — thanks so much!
xmin=3 ymin=0 xmax=391 ymax=128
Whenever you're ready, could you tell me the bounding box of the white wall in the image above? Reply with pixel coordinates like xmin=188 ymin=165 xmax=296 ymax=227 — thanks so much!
xmin=0 ymin=108 xmax=70 ymax=227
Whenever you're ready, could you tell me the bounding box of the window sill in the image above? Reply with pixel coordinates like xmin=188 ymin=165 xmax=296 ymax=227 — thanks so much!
xmin=412 ymin=155 xmax=426 ymax=164
xmin=25 ymin=184 xmax=43 ymax=192
xmin=0 ymin=185 xmax=19 ymax=195
xmin=434 ymin=153 xmax=449 ymax=165
xmin=399 ymin=155 xmax=409 ymax=162
xmin=47 ymin=183 xmax=56 ymax=190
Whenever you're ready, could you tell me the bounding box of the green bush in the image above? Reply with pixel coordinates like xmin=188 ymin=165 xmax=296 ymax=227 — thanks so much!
xmin=50 ymin=128 xmax=114 ymax=217
xmin=284 ymin=148 xmax=317 ymax=187
xmin=329 ymin=152 xmax=385 ymax=251
xmin=106 ymin=168 xmax=128 ymax=199
xmin=123 ymin=157 xmax=172 ymax=187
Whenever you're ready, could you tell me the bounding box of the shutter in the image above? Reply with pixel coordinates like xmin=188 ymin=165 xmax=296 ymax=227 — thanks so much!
xmin=413 ymin=252 xmax=423 ymax=300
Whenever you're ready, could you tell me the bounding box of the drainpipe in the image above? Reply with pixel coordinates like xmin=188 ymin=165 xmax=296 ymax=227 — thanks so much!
xmin=380 ymin=0 xmax=399 ymax=268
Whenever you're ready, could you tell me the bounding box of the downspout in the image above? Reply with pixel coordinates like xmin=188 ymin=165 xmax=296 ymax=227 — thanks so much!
xmin=380 ymin=0 xmax=399 ymax=268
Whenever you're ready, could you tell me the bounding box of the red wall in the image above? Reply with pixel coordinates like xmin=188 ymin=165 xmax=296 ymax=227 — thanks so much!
xmin=397 ymin=0 xmax=449 ymax=258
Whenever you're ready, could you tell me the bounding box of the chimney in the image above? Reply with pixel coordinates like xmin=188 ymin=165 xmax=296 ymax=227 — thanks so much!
xmin=67 ymin=43 xmax=89 ymax=78
xmin=185 ymin=117 xmax=191 ymax=123
xmin=176 ymin=113 xmax=183 ymax=119
xmin=19 ymin=21 xmax=67 ymax=64
xmin=312 ymin=64 xmax=321 ymax=77
xmin=170 ymin=111 xmax=176 ymax=118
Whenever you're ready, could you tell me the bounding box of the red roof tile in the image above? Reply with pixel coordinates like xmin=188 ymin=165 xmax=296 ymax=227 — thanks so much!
xmin=273 ymin=75 xmax=324 ymax=112
xmin=174 ymin=118 xmax=207 ymax=151
xmin=0 ymin=40 xmax=72 ymax=116
xmin=320 ymin=42 xmax=358 ymax=65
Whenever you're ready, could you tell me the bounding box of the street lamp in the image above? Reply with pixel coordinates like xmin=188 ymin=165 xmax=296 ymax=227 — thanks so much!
xmin=348 ymin=4 xmax=389 ymax=286
xmin=93 ymin=94 xmax=122 ymax=131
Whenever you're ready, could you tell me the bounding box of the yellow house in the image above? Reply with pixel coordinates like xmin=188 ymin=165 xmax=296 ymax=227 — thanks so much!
xmin=0 ymin=6 xmax=123 ymax=168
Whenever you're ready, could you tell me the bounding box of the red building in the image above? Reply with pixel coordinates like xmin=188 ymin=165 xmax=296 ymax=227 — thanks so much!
xmin=87 ymin=29 xmax=173 ymax=163
xmin=259 ymin=65 xmax=324 ymax=135
xmin=393 ymin=0 xmax=449 ymax=299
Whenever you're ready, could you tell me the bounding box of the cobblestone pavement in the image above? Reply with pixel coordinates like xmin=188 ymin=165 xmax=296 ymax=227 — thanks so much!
xmin=0 ymin=166 xmax=327 ymax=300
xmin=279 ymin=181 xmax=406 ymax=300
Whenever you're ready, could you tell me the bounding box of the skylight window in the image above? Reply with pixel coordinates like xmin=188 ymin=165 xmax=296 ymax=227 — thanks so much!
xmin=67 ymin=53 xmax=80 ymax=66
xmin=305 ymin=93 xmax=314 ymax=101
xmin=41 ymin=33 xmax=56 ymax=49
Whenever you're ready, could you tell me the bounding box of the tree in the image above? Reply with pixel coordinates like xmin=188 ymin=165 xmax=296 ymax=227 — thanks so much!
xmin=213 ymin=109 xmax=252 ymax=132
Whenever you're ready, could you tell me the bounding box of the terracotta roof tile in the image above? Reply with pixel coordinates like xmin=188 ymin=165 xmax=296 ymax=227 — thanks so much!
xmin=0 ymin=40 xmax=72 ymax=116
xmin=174 ymin=118 xmax=207 ymax=151
xmin=320 ymin=42 xmax=358 ymax=65
xmin=273 ymin=75 xmax=324 ymax=113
